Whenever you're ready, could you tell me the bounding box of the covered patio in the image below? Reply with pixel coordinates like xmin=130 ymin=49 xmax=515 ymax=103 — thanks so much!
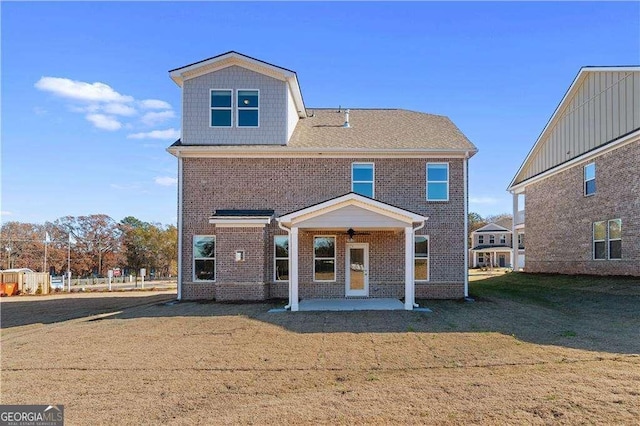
xmin=277 ymin=193 xmax=427 ymax=311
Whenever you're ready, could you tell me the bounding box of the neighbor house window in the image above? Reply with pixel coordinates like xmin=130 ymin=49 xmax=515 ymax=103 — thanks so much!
xmin=478 ymin=253 xmax=484 ymax=264
xmin=478 ymin=235 xmax=484 ymax=244
xmin=193 ymin=235 xmax=216 ymax=281
xmin=415 ymin=236 xmax=429 ymax=281
xmin=210 ymin=90 xmax=232 ymax=127
xmin=352 ymin=163 xmax=374 ymax=198
xmin=608 ymin=219 xmax=622 ymax=260
xmin=499 ymin=234 xmax=506 ymax=245
xmin=584 ymin=163 xmax=596 ymax=196
xmin=593 ymin=221 xmax=606 ymax=260
xmin=518 ymin=233 xmax=525 ymax=249
xmin=274 ymin=236 xmax=289 ymax=281
xmin=489 ymin=235 xmax=495 ymax=244
xmin=426 ymin=163 xmax=449 ymax=201
xmin=237 ymin=90 xmax=259 ymax=127
xmin=314 ymin=236 xmax=335 ymax=281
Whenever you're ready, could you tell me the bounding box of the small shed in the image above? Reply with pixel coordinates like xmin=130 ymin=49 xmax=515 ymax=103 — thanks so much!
xmin=0 ymin=269 xmax=50 ymax=296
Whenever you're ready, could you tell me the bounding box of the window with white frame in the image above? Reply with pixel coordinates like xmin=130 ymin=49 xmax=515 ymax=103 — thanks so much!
xmin=489 ymin=235 xmax=495 ymax=244
xmin=608 ymin=219 xmax=622 ymax=260
xmin=415 ymin=236 xmax=429 ymax=281
xmin=274 ymin=236 xmax=289 ymax=281
xmin=426 ymin=163 xmax=449 ymax=201
xmin=210 ymin=90 xmax=232 ymax=127
xmin=352 ymin=163 xmax=374 ymax=198
xmin=478 ymin=253 xmax=485 ymax=264
xmin=593 ymin=221 xmax=606 ymax=260
xmin=584 ymin=163 xmax=596 ymax=196
xmin=314 ymin=237 xmax=335 ymax=281
xmin=237 ymin=90 xmax=259 ymax=127
xmin=478 ymin=235 xmax=484 ymax=244
xmin=499 ymin=234 xmax=506 ymax=245
xmin=193 ymin=235 xmax=216 ymax=281
xmin=518 ymin=233 xmax=525 ymax=249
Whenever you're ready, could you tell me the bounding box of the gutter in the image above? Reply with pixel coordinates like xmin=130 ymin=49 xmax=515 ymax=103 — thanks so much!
xmin=412 ymin=220 xmax=426 ymax=308
xmin=463 ymin=152 xmax=469 ymax=298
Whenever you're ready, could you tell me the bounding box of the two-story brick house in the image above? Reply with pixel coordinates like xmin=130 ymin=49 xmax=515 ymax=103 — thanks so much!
xmin=508 ymin=66 xmax=639 ymax=276
xmin=468 ymin=218 xmax=522 ymax=269
xmin=168 ymin=52 xmax=477 ymax=310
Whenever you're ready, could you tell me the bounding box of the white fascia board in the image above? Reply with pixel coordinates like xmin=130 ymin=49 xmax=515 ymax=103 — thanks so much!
xmin=508 ymin=128 xmax=640 ymax=193
xmin=279 ymin=193 xmax=427 ymax=226
xmin=167 ymin=146 xmax=476 ymax=159
xmin=508 ymin=67 xmax=640 ymax=189
xmin=209 ymin=217 xmax=272 ymax=227
xmin=286 ymin=75 xmax=307 ymax=118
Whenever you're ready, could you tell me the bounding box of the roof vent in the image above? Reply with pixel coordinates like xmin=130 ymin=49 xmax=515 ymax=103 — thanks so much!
xmin=343 ymin=109 xmax=351 ymax=128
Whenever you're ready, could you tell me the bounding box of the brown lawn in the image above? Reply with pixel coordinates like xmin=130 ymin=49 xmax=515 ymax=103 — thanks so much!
xmin=1 ymin=274 xmax=639 ymax=425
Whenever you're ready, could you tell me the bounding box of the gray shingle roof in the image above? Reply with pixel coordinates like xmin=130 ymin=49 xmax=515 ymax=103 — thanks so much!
xmin=289 ymin=109 xmax=476 ymax=151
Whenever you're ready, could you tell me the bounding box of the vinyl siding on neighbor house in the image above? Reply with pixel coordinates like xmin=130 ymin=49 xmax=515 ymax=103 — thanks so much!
xmin=182 ymin=65 xmax=288 ymax=145
xmin=515 ymin=70 xmax=640 ymax=185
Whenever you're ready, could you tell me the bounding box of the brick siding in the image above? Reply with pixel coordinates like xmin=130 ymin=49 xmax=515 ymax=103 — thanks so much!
xmin=181 ymin=157 xmax=467 ymax=300
xmin=525 ymin=141 xmax=639 ymax=276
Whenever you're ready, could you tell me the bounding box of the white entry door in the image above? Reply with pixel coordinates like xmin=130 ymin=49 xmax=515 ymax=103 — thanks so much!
xmin=346 ymin=243 xmax=369 ymax=296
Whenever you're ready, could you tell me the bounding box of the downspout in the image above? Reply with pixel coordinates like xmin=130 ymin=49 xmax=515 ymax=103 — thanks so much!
xmin=277 ymin=219 xmax=291 ymax=310
xmin=463 ymin=152 xmax=469 ymax=298
xmin=177 ymin=152 xmax=183 ymax=301
xmin=412 ymin=220 xmax=426 ymax=308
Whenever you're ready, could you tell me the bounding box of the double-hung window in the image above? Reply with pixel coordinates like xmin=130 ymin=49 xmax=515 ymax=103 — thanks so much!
xmin=584 ymin=163 xmax=596 ymax=196
xmin=210 ymin=90 xmax=232 ymax=127
xmin=608 ymin=219 xmax=622 ymax=260
xmin=593 ymin=221 xmax=607 ymax=260
xmin=478 ymin=235 xmax=484 ymax=244
xmin=426 ymin=163 xmax=449 ymax=201
xmin=415 ymin=236 xmax=429 ymax=281
xmin=352 ymin=163 xmax=374 ymax=198
xmin=499 ymin=234 xmax=506 ymax=245
xmin=314 ymin=237 xmax=336 ymax=281
xmin=193 ymin=235 xmax=216 ymax=281
xmin=237 ymin=90 xmax=259 ymax=127
xmin=274 ymin=236 xmax=289 ymax=281
xmin=489 ymin=235 xmax=495 ymax=244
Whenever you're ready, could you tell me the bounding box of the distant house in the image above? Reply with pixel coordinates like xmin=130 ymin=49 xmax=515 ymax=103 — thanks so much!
xmin=508 ymin=66 xmax=639 ymax=276
xmin=469 ymin=218 xmax=523 ymax=269
xmin=167 ymin=51 xmax=478 ymax=310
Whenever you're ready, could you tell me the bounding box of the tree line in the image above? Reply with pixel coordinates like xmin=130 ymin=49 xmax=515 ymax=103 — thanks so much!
xmin=0 ymin=215 xmax=177 ymax=278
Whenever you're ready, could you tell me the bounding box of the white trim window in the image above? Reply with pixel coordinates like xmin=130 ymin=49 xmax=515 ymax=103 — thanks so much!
xmin=608 ymin=219 xmax=622 ymax=260
xmin=210 ymin=90 xmax=232 ymax=127
xmin=499 ymin=234 xmax=506 ymax=245
xmin=414 ymin=236 xmax=429 ymax=281
xmin=489 ymin=234 xmax=495 ymax=244
xmin=314 ymin=236 xmax=336 ymax=282
xmin=274 ymin=235 xmax=289 ymax=281
xmin=426 ymin=163 xmax=449 ymax=201
xmin=478 ymin=235 xmax=484 ymax=244
xmin=193 ymin=235 xmax=216 ymax=281
xmin=593 ymin=221 xmax=606 ymax=260
xmin=352 ymin=163 xmax=375 ymax=198
xmin=237 ymin=89 xmax=259 ymax=127
xmin=518 ymin=233 xmax=525 ymax=249
xmin=584 ymin=162 xmax=596 ymax=196
xmin=478 ymin=253 xmax=485 ymax=264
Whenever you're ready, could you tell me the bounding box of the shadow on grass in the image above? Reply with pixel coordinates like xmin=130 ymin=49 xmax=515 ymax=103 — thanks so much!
xmin=3 ymin=274 xmax=639 ymax=354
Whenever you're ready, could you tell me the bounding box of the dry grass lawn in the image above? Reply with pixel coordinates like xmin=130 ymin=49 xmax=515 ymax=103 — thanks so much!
xmin=1 ymin=274 xmax=639 ymax=425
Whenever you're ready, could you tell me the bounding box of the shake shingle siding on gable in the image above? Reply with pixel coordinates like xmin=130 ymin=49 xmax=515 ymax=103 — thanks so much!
xmin=182 ymin=66 xmax=288 ymax=145
xmin=170 ymin=52 xmax=477 ymax=308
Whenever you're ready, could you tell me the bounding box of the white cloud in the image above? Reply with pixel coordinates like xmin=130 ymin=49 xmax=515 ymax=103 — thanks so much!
xmin=141 ymin=110 xmax=175 ymax=126
xmin=139 ymin=99 xmax=172 ymax=110
xmin=154 ymin=176 xmax=178 ymax=186
xmin=469 ymin=196 xmax=500 ymax=205
xmin=35 ymin=77 xmax=133 ymax=103
xmin=102 ymin=103 xmax=137 ymax=116
xmin=127 ymin=128 xmax=180 ymax=140
xmin=1 ymin=211 xmax=13 ymax=216
xmin=86 ymin=114 xmax=122 ymax=131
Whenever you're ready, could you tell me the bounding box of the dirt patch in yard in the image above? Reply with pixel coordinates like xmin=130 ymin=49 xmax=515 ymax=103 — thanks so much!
xmin=1 ymin=275 xmax=639 ymax=424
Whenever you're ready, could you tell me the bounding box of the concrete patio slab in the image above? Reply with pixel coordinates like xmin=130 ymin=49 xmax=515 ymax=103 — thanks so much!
xmin=298 ymin=298 xmax=405 ymax=311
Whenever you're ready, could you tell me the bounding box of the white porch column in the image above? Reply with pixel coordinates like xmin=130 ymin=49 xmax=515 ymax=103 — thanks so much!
xmin=404 ymin=226 xmax=414 ymax=310
xmin=512 ymin=192 xmax=518 ymax=270
xmin=473 ymin=251 xmax=476 ymax=268
xmin=290 ymin=227 xmax=299 ymax=312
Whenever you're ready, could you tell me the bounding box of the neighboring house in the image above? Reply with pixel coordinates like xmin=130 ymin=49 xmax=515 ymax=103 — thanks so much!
xmin=468 ymin=218 xmax=522 ymax=269
xmin=167 ymin=51 xmax=478 ymax=310
xmin=508 ymin=66 xmax=639 ymax=276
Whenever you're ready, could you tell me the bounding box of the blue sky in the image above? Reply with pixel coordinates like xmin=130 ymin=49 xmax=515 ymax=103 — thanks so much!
xmin=2 ymin=1 xmax=639 ymax=225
